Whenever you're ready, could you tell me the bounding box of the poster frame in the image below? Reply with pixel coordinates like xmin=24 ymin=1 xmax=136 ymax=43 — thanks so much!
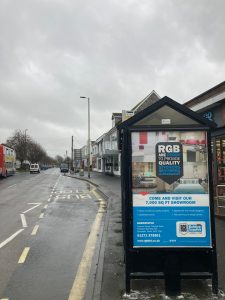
xmin=129 ymin=126 xmax=216 ymax=250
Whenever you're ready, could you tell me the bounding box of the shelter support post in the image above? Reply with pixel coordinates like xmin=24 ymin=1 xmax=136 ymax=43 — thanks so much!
xmin=212 ymin=250 xmax=218 ymax=295
xmin=165 ymin=254 xmax=181 ymax=296
xmin=125 ymin=255 xmax=131 ymax=294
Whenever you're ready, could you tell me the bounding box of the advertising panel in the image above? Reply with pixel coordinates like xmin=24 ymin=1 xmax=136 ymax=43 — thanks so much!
xmin=132 ymin=131 xmax=211 ymax=248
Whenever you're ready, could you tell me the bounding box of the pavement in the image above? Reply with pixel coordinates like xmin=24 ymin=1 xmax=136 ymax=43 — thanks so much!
xmin=67 ymin=171 xmax=124 ymax=300
xmin=67 ymin=171 xmax=225 ymax=300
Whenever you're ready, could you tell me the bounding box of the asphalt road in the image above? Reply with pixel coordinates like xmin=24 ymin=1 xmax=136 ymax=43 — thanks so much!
xmin=0 ymin=168 xmax=100 ymax=300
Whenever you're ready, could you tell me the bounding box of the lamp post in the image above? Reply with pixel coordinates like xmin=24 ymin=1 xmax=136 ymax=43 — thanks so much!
xmin=25 ymin=129 xmax=28 ymax=170
xmin=80 ymin=96 xmax=91 ymax=178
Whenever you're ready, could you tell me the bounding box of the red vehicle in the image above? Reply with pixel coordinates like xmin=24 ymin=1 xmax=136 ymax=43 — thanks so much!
xmin=0 ymin=144 xmax=16 ymax=177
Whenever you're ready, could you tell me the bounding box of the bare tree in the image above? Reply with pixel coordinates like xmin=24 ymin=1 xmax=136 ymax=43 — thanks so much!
xmin=6 ymin=129 xmax=58 ymax=168
xmin=27 ymin=141 xmax=46 ymax=163
xmin=42 ymin=155 xmax=56 ymax=166
xmin=6 ymin=130 xmax=31 ymax=167
xmin=55 ymin=155 xmax=64 ymax=166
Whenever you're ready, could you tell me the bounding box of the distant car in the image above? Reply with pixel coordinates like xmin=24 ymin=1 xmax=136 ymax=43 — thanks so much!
xmin=60 ymin=163 xmax=69 ymax=173
xmin=40 ymin=165 xmax=49 ymax=170
xmin=30 ymin=163 xmax=40 ymax=174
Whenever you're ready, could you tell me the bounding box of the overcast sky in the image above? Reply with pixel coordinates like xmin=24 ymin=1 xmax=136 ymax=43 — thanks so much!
xmin=0 ymin=0 xmax=225 ymax=157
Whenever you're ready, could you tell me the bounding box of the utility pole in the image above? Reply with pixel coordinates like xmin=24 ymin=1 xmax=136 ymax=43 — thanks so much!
xmin=71 ymin=136 xmax=74 ymax=171
xmin=80 ymin=96 xmax=91 ymax=178
xmin=87 ymin=97 xmax=90 ymax=178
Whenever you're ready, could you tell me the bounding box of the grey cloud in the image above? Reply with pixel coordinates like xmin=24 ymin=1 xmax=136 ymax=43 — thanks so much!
xmin=0 ymin=0 xmax=225 ymax=156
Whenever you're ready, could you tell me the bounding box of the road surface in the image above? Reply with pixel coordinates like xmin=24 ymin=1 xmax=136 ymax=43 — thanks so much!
xmin=0 ymin=168 xmax=103 ymax=300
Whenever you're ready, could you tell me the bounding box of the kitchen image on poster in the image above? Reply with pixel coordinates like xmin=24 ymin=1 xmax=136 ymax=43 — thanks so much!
xmin=131 ymin=131 xmax=211 ymax=248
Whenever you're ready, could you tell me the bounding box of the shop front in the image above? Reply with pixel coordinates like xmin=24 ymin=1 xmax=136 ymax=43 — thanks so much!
xmin=185 ymin=82 xmax=225 ymax=216
xmin=212 ymin=128 xmax=225 ymax=216
xmin=190 ymin=102 xmax=225 ymax=216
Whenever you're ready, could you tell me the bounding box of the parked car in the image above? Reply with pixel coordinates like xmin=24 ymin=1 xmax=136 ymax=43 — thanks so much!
xmin=30 ymin=163 xmax=40 ymax=174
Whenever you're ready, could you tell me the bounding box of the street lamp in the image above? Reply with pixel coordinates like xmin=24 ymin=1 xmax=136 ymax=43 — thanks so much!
xmin=25 ymin=129 xmax=28 ymax=170
xmin=80 ymin=96 xmax=91 ymax=178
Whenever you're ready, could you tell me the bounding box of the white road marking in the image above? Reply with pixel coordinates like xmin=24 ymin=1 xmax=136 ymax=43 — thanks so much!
xmin=44 ymin=204 xmax=48 ymax=209
xmin=68 ymin=189 xmax=106 ymax=300
xmin=80 ymin=194 xmax=91 ymax=199
xmin=20 ymin=214 xmax=28 ymax=228
xmin=7 ymin=184 xmax=17 ymax=188
xmin=18 ymin=247 xmax=30 ymax=264
xmin=31 ymin=225 xmax=39 ymax=235
xmin=39 ymin=213 xmax=44 ymax=219
xmin=22 ymin=203 xmax=41 ymax=214
xmin=0 ymin=229 xmax=24 ymax=249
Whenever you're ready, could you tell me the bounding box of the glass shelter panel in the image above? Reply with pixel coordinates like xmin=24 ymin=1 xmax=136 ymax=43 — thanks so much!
xmin=134 ymin=105 xmax=200 ymax=126
xmin=215 ymin=136 xmax=225 ymax=209
xmin=131 ymin=130 xmax=212 ymax=248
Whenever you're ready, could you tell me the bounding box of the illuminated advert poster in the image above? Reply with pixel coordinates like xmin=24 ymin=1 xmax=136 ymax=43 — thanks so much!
xmin=132 ymin=131 xmax=211 ymax=248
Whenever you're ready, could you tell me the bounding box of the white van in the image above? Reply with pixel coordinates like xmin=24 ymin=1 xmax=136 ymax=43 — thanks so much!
xmin=30 ymin=163 xmax=40 ymax=174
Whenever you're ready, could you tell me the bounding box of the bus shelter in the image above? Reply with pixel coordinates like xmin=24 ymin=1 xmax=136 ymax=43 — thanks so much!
xmin=117 ymin=96 xmax=218 ymax=296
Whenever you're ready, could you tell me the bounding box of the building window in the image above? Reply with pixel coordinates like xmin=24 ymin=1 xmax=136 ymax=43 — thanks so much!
xmin=114 ymin=157 xmax=119 ymax=171
xmin=105 ymin=159 xmax=111 ymax=171
xmin=92 ymin=157 xmax=96 ymax=169
xmin=98 ymin=159 xmax=101 ymax=170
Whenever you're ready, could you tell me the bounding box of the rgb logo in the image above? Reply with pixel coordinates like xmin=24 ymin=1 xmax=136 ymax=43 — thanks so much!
xmin=156 ymin=142 xmax=183 ymax=185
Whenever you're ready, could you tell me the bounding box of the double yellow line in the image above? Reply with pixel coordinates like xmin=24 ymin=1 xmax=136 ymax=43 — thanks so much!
xmin=68 ymin=188 xmax=106 ymax=300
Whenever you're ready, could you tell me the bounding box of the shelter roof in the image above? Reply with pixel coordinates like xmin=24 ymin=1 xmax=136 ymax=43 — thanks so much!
xmin=117 ymin=96 xmax=217 ymax=130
